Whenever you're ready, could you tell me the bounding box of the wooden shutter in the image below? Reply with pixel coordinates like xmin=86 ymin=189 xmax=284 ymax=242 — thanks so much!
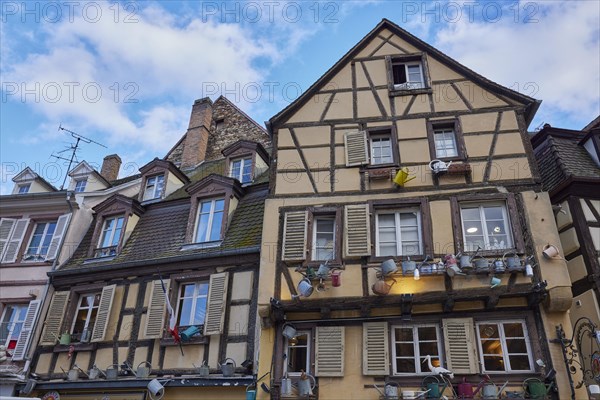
xmin=40 ymin=291 xmax=70 ymax=345
xmin=363 ymin=322 xmax=389 ymax=375
xmin=91 ymin=284 xmax=116 ymax=342
xmin=204 ymin=272 xmax=229 ymax=335
xmin=315 ymin=326 xmax=345 ymax=377
xmin=344 ymin=131 xmax=369 ymax=166
xmin=344 ymin=205 xmax=371 ymax=257
xmin=2 ymin=218 xmax=29 ymax=263
xmin=282 ymin=211 xmax=307 ymax=261
xmin=0 ymin=218 xmax=17 ymax=260
xmin=12 ymin=300 xmax=41 ymax=361
xmin=442 ymin=318 xmax=479 ymax=374
xmin=145 ymin=280 xmax=168 ymax=339
xmin=45 ymin=213 xmax=71 ymax=261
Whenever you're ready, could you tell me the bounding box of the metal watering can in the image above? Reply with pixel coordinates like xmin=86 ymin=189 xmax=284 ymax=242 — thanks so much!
xmin=136 ymin=361 xmax=152 ymax=378
xmin=297 ymin=278 xmax=314 ymax=298
xmin=523 ymin=378 xmax=554 ymax=399
xmin=482 ymin=381 xmax=509 ymax=399
xmin=316 ymin=261 xmax=330 ymax=278
xmin=282 ymin=323 xmax=297 ymax=340
xmin=422 ymin=376 xmax=447 ymax=399
xmin=298 ymin=372 xmax=316 ymax=396
xmin=372 ymin=277 xmax=396 ymax=296
xmin=88 ymin=364 xmax=106 ymax=380
xmin=429 ymin=159 xmax=452 ymax=173
xmin=193 ymin=361 xmax=210 ymax=377
xmin=105 ymin=364 xmax=119 ymax=379
xmin=393 ymin=167 xmax=416 ymax=186
xmin=503 ymin=251 xmax=522 ymax=271
xmin=180 ymin=325 xmax=201 ymax=341
xmin=373 ymin=381 xmax=399 ymax=399
xmin=220 ymin=358 xmax=236 ymax=377
xmin=402 ymin=257 xmax=417 ymax=275
xmin=381 ymin=259 xmax=398 ymax=275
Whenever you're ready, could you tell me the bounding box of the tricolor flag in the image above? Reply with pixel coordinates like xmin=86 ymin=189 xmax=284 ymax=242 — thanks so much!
xmin=160 ymin=275 xmax=181 ymax=343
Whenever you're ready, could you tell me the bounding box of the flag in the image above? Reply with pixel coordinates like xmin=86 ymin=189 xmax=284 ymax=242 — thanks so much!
xmin=160 ymin=275 xmax=180 ymax=343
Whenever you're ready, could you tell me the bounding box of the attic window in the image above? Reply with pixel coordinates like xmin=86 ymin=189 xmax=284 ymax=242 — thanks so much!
xmin=230 ymin=157 xmax=253 ymax=183
xmin=17 ymin=184 xmax=30 ymax=194
xmin=95 ymin=215 xmax=124 ymax=258
xmin=143 ymin=174 xmax=165 ymax=201
xmin=386 ymin=54 xmax=430 ymax=96
xmin=215 ymin=119 xmax=225 ymax=130
xmin=74 ymin=179 xmax=87 ymax=193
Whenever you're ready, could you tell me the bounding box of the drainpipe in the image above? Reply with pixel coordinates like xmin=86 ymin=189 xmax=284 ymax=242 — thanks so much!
xmin=21 ymin=191 xmax=76 ymax=380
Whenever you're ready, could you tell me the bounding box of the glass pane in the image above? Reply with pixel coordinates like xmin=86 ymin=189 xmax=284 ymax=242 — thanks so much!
xmin=80 ymin=295 xmax=92 ymax=308
xmin=198 ymin=283 xmax=209 ymax=296
xmin=479 ymin=324 xmax=500 ymax=339
xmin=196 ymin=214 xmax=209 ymax=242
xmin=418 ymin=327 xmax=437 ymax=341
xmin=464 ymin=236 xmax=485 ymax=252
xmin=483 ymin=356 xmax=505 ymax=371
xmin=486 ymin=221 xmax=507 ymax=235
xmin=464 ymin=221 xmax=483 ymax=236
xmin=317 ymin=219 xmax=335 ymax=233
xmin=484 ymin=206 xmax=504 ymax=220
xmin=209 ymin=211 xmax=223 ymax=241
xmin=182 ymin=284 xmax=195 ymax=297
xmin=288 ymin=346 xmax=308 ymax=373
xmin=508 ymin=355 xmax=531 ymax=371
xmin=72 ymin=309 xmax=88 ymax=334
xmin=214 ymin=199 xmax=225 ymax=212
xmin=480 ymin=339 xmax=503 ymax=355
xmin=179 ymin=298 xmax=193 ymax=326
xmin=379 ymin=229 xmax=397 ymax=242
xmin=92 ymin=293 xmax=101 ymax=307
xmin=378 ymin=214 xmax=396 ymax=227
xmin=399 ymin=213 xmax=417 ymax=226
xmin=419 ymin=342 xmax=439 ymax=357
xmin=396 ymin=358 xmax=415 ymax=373
xmin=461 ymin=208 xmax=481 ymax=221
xmin=487 ymin=235 xmax=509 ymax=249
xmin=379 ymin=244 xmax=397 ymax=257
xmin=506 ymin=339 xmax=527 ymax=353
xmin=395 ymin=328 xmax=413 ymax=342
xmin=402 ymin=242 xmax=421 ymax=255
xmin=201 ymin=201 xmax=212 ymax=213
xmin=400 ymin=226 xmax=419 ymax=241
xmin=395 ymin=343 xmax=414 ymax=356
xmin=193 ymin=297 xmax=207 ymax=325
xmin=503 ymin=323 xmax=524 ymax=337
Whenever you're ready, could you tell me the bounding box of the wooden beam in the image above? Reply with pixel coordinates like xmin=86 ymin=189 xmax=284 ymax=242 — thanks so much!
xmin=281 ymin=263 xmax=298 ymax=297
xmin=485 ymin=295 xmax=500 ymax=310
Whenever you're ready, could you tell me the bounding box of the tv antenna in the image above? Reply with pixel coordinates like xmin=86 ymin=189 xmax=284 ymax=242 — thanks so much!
xmin=51 ymin=124 xmax=107 ymax=190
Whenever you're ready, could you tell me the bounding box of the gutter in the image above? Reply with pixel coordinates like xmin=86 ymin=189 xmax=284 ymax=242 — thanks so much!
xmin=49 ymin=245 xmax=261 ymax=277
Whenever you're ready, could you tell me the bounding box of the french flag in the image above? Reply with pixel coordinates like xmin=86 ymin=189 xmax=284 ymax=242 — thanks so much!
xmin=160 ymin=276 xmax=180 ymax=343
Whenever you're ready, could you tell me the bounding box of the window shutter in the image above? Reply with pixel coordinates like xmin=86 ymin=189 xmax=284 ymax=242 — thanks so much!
xmin=315 ymin=326 xmax=345 ymax=377
xmin=344 ymin=131 xmax=369 ymax=166
xmin=442 ymin=318 xmax=479 ymax=374
xmin=41 ymin=291 xmax=70 ymax=345
xmin=0 ymin=218 xmax=17 ymax=260
xmin=363 ymin=322 xmax=389 ymax=375
xmin=45 ymin=213 xmax=71 ymax=261
xmin=145 ymin=280 xmax=168 ymax=339
xmin=91 ymin=284 xmax=116 ymax=342
xmin=344 ymin=205 xmax=371 ymax=257
xmin=12 ymin=300 xmax=41 ymax=361
xmin=204 ymin=272 xmax=229 ymax=336
xmin=2 ymin=218 xmax=29 ymax=263
xmin=282 ymin=211 xmax=308 ymax=261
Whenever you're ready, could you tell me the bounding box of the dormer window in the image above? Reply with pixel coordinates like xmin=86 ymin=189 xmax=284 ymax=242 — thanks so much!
xmin=230 ymin=157 xmax=253 ymax=183
xmin=17 ymin=184 xmax=30 ymax=194
xmin=143 ymin=174 xmax=165 ymax=201
xmin=95 ymin=216 xmax=124 ymax=257
xmin=194 ymin=198 xmax=224 ymax=243
xmin=74 ymin=179 xmax=87 ymax=193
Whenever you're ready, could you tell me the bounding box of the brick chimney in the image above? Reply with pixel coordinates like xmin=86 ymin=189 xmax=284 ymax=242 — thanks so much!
xmin=181 ymin=98 xmax=213 ymax=169
xmin=100 ymin=154 xmax=122 ymax=182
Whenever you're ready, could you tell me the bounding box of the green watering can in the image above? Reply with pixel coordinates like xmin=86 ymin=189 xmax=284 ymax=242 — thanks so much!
xmin=422 ymin=376 xmax=447 ymax=399
xmin=523 ymin=378 xmax=554 ymax=399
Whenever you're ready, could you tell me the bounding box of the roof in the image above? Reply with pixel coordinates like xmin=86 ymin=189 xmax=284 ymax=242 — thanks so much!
xmin=531 ymin=125 xmax=600 ymax=193
xmin=269 ymin=18 xmax=540 ymax=129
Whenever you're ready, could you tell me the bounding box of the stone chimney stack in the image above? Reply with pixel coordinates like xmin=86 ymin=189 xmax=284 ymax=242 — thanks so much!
xmin=181 ymin=97 xmax=213 ymax=169
xmin=100 ymin=154 xmax=122 ymax=182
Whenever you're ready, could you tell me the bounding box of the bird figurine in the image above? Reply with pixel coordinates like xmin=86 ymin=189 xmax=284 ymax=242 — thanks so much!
xmin=422 ymin=355 xmax=454 ymax=379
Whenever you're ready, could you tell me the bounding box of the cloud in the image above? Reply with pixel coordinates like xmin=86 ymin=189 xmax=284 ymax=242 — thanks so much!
xmin=433 ymin=1 xmax=599 ymax=128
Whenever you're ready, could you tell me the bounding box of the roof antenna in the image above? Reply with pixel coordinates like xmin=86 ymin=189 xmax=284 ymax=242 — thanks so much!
xmin=51 ymin=124 xmax=107 ymax=190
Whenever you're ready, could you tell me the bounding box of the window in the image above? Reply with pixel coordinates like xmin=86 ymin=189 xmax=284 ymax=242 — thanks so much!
xmin=23 ymin=221 xmax=57 ymax=261
xmin=143 ymin=174 xmax=165 ymax=201
xmin=176 ymin=282 xmax=209 ymax=335
xmin=370 ymin=135 xmax=393 ymax=165
xmin=461 ymin=203 xmax=513 ymax=251
xmin=284 ymin=330 xmax=311 ymax=376
xmin=17 ymin=184 xmax=30 ymax=194
xmin=391 ymin=324 xmax=443 ymax=375
xmin=195 ymin=198 xmax=224 ymax=243
xmin=0 ymin=305 xmax=27 ymax=350
xmin=312 ymin=215 xmax=335 ymax=261
xmin=476 ymin=320 xmax=533 ymax=372
xmin=433 ymin=127 xmax=459 ymax=159
xmin=375 ymin=209 xmax=422 ymax=257
xmin=96 ymin=216 xmax=124 ymax=257
xmin=392 ymin=62 xmax=424 ymax=90
xmin=71 ymin=293 xmax=101 ymax=343
xmin=230 ymin=157 xmax=253 ymax=184
xmin=74 ymin=179 xmax=87 ymax=193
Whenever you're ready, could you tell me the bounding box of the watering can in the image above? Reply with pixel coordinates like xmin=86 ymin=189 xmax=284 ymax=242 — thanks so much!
xmin=51 ymin=332 xmax=71 ymax=345
xmin=493 ymin=258 xmax=506 ymax=273
xmin=298 ymin=372 xmax=315 ymax=396
xmin=429 ymin=159 xmax=452 ymax=173
xmin=457 ymin=377 xmax=475 ymax=398
xmin=220 ymin=358 xmax=236 ymax=377
xmin=504 ymin=251 xmax=522 ymax=271
xmin=483 ymin=381 xmax=509 ymax=399
xmin=61 ymin=366 xmax=80 ymax=381
xmin=180 ymin=325 xmax=201 ymax=341
xmin=105 ymin=364 xmax=119 ymax=379
xmin=297 ymin=278 xmax=314 ymax=297
xmin=422 ymin=376 xmax=447 ymax=399
xmin=401 ymin=390 xmax=431 ymax=399
xmin=523 ymin=378 xmax=554 ymax=399
xmin=246 ymin=384 xmax=257 ymax=400
xmin=402 ymin=257 xmax=417 ymax=275
xmin=316 ymin=261 xmax=330 ymax=278
xmin=193 ymin=361 xmax=210 ymax=377
xmin=381 ymin=259 xmax=398 ymax=275
xmin=282 ymin=323 xmax=297 ymax=340
xmin=373 ymin=382 xmax=399 ymax=400
xmin=88 ymin=364 xmax=106 ymax=380
xmin=393 ymin=167 xmax=416 ymax=186
xmin=281 ymin=375 xmax=292 ymax=396
xmin=331 ymin=270 xmax=342 ymax=287
xmin=136 ymin=361 xmax=152 ymax=378
xmin=473 ymin=255 xmax=489 ymax=272
xmin=372 ymin=278 xmax=396 ymax=296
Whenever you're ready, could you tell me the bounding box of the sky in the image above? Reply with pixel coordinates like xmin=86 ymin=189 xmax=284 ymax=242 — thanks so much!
xmin=1 ymin=0 xmax=599 ymax=194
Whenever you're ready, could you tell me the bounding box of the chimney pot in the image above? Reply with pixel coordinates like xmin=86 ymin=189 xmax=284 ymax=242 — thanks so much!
xmin=101 ymin=154 xmax=122 ymax=182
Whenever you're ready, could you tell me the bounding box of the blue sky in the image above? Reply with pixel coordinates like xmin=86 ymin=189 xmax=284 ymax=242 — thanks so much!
xmin=1 ymin=1 xmax=599 ymax=193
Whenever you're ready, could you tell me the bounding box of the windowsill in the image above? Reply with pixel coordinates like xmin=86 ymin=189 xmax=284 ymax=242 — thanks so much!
xmin=180 ymin=241 xmax=222 ymax=251
xmin=369 ymin=255 xmax=428 ymax=264
xmin=362 ymin=163 xmax=398 ymax=170
xmin=53 ymin=342 xmax=96 ymax=352
xmin=84 ymin=255 xmax=116 ymax=264
xmin=141 ymin=197 xmax=163 ymax=205
xmin=389 ymin=87 xmax=432 ymax=97
xmin=160 ymin=336 xmax=208 ymax=346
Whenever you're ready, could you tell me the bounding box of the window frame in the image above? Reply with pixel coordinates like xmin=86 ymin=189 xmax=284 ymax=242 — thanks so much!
xmin=175 ymin=281 xmax=209 ymax=335
xmin=451 ymin=194 xmax=525 ymax=256
xmin=69 ymin=292 xmax=101 ymax=343
xmin=426 ymin=119 xmax=466 ymax=162
xmin=475 ymin=320 xmax=534 ymax=373
xmin=283 ymin=329 xmax=312 ymax=377
xmin=95 ymin=215 xmax=125 ymax=258
xmin=460 ymin=202 xmax=514 ymax=252
xmin=23 ymin=220 xmax=58 ymax=262
xmin=375 ymin=208 xmax=423 ymax=258
xmin=74 ymin=179 xmax=87 ymax=193
xmin=0 ymin=304 xmax=28 ymax=350
xmin=17 ymin=184 xmax=30 ymax=194
xmin=390 ymin=323 xmax=444 ymax=376
xmin=385 ymin=53 xmax=432 ymax=97
xmin=306 ymin=207 xmax=342 ymax=266
xmin=143 ymin=173 xmax=165 ymax=201
xmin=368 ymin=198 xmax=433 ymax=262
xmin=365 ymin=126 xmax=400 ymax=168
xmin=193 ymin=197 xmax=226 ymax=244
xmin=229 ymin=156 xmax=253 ymax=184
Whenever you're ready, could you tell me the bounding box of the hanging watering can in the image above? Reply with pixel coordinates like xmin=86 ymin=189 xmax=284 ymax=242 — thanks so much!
xmin=88 ymin=364 xmax=105 ymax=380
xmin=331 ymin=270 xmax=342 ymax=287
xmin=423 ymin=376 xmax=447 ymax=399
xmin=459 ymin=253 xmax=473 ymax=270
xmin=542 ymin=244 xmax=561 ymax=259
xmin=316 ymin=262 xmax=330 ymax=278
xmin=193 ymin=361 xmax=210 ymax=377
xmin=393 ymin=167 xmax=416 ymax=186
xmin=504 ymin=252 xmax=522 ymax=271
xmin=136 ymin=361 xmax=152 ymax=378
xmin=473 ymin=255 xmax=489 ymax=272
xmin=297 ymin=278 xmax=314 ymax=298
xmin=282 ymin=323 xmax=297 ymax=340
xmin=523 ymin=378 xmax=554 ymax=399
xmin=180 ymin=325 xmax=201 ymax=342
xmin=59 ymin=332 xmax=71 ymax=345
xmin=281 ymin=376 xmax=292 ymax=396
xmin=220 ymin=358 xmax=236 ymax=377
xmin=384 ymin=381 xmax=399 ymax=399
xmin=493 ymin=258 xmax=506 ymax=273
xmin=402 ymin=258 xmax=417 ymax=275
xmin=381 ymin=259 xmax=398 ymax=275
xmin=457 ymin=377 xmax=475 ymax=398
xmin=298 ymin=372 xmax=316 ymax=396
xmin=105 ymin=364 xmax=119 ymax=379
xmin=61 ymin=366 xmax=80 ymax=381
xmin=372 ymin=278 xmax=396 ymax=296
xmin=246 ymin=384 xmax=257 ymax=400
xmin=429 ymin=159 xmax=452 ymax=173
